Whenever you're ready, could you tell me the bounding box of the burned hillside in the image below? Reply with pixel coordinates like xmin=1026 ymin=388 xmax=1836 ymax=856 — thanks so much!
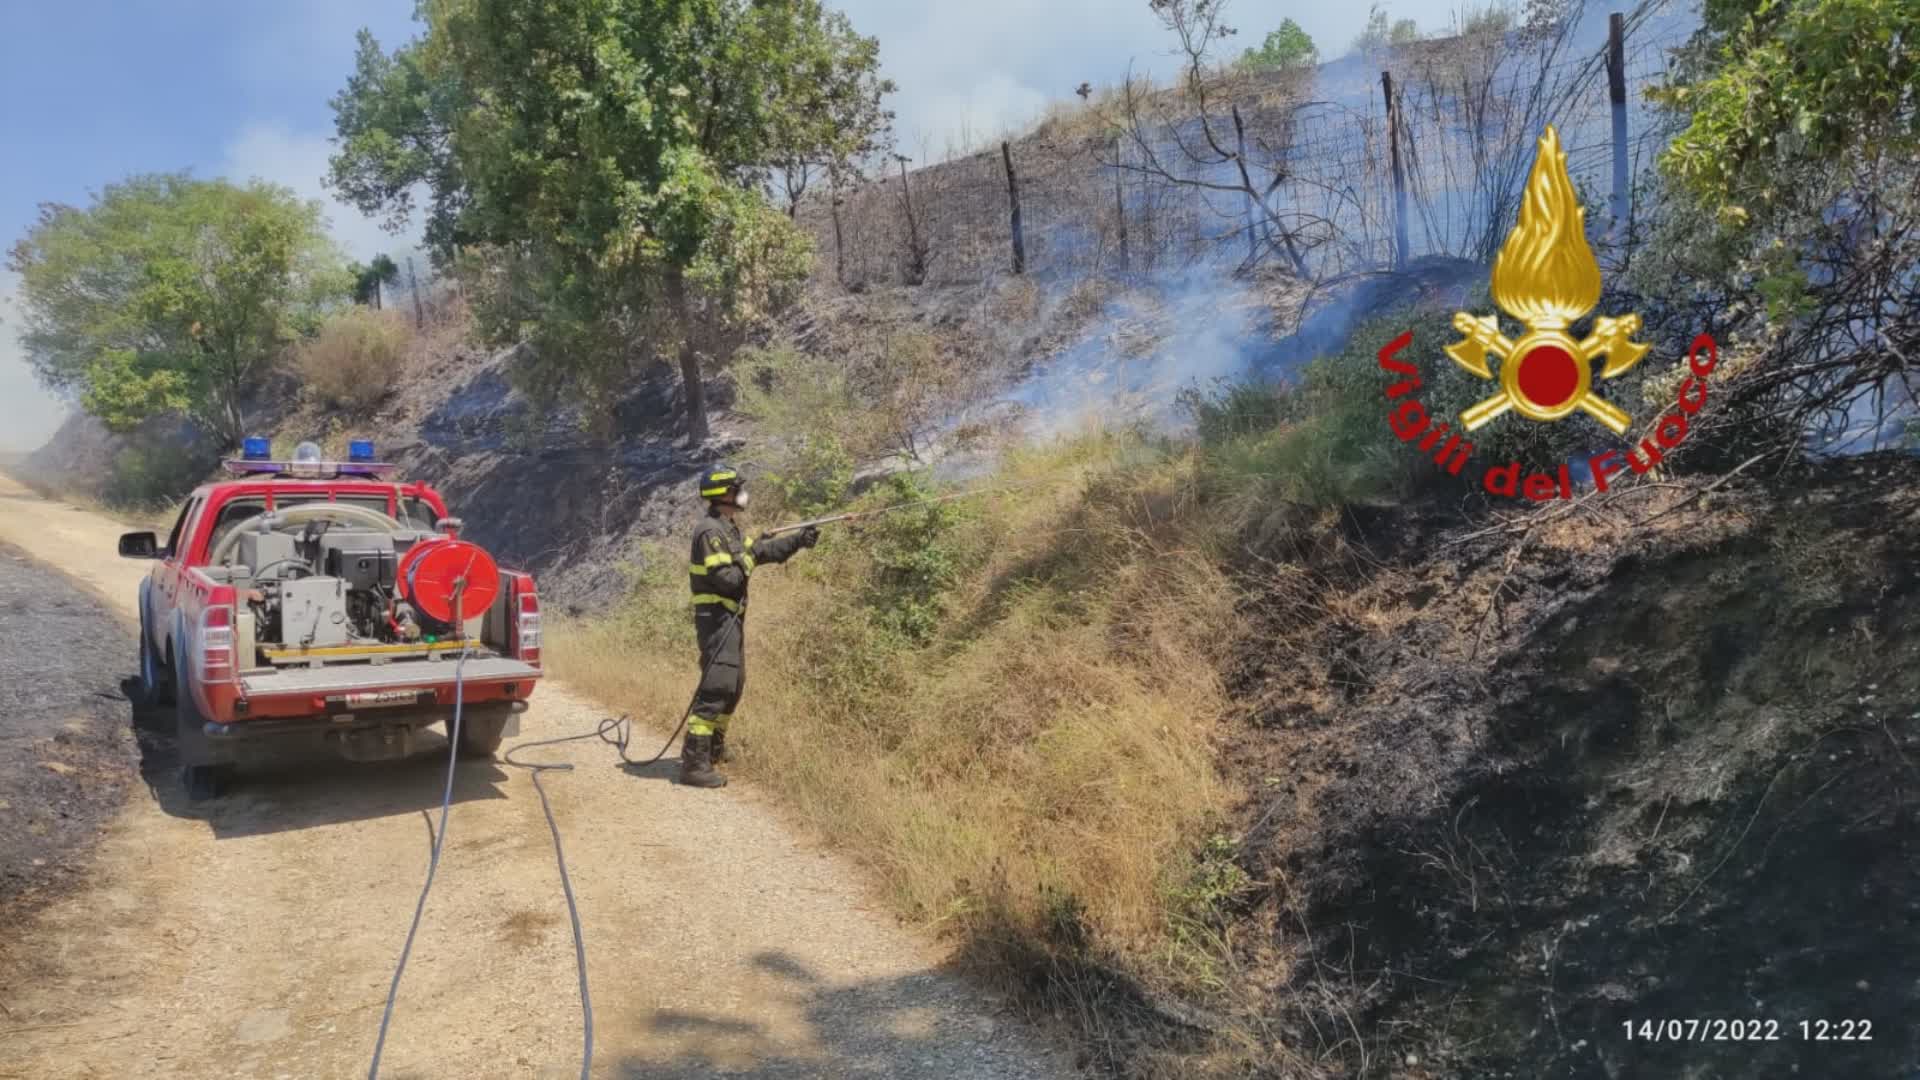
xmin=1164 ymin=456 xmax=1920 ymax=1077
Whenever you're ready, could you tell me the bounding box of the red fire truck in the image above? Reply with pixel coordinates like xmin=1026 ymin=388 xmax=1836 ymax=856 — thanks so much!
xmin=120 ymin=440 xmax=542 ymax=799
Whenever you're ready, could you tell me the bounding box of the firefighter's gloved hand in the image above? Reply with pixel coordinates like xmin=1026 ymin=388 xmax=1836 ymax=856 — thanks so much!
xmin=798 ymin=525 xmax=821 ymax=548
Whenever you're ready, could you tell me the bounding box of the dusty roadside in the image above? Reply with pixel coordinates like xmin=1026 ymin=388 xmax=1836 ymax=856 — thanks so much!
xmin=0 ymin=472 xmax=1077 ymax=1079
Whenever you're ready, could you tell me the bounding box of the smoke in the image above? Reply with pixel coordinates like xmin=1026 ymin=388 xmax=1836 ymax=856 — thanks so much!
xmin=1003 ymin=270 xmax=1275 ymax=438
xmin=984 ymin=256 xmax=1477 ymax=445
xmin=898 ymin=0 xmax=1709 ymax=461
xmin=0 ymin=269 xmax=71 ymax=454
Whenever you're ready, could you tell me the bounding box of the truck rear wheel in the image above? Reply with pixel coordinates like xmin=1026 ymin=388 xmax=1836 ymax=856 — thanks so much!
xmin=183 ymin=763 xmax=232 ymax=802
xmin=175 ymin=669 xmax=234 ymax=801
xmin=136 ymin=628 xmax=175 ymax=711
xmin=454 ymin=705 xmax=512 ymax=759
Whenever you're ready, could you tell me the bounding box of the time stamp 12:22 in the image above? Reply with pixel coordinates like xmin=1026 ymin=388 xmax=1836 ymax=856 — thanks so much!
xmin=1621 ymin=1019 xmax=1873 ymax=1043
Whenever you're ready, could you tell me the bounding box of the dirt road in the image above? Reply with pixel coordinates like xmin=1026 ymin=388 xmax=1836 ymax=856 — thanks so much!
xmin=0 ymin=473 xmax=1074 ymax=1079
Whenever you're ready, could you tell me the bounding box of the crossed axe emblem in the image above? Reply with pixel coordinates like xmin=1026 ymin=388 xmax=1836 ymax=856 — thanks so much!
xmin=1446 ymin=313 xmax=1649 ymax=435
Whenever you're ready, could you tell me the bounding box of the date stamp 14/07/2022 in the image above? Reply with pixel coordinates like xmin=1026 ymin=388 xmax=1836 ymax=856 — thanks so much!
xmin=1620 ymin=1019 xmax=1874 ymax=1043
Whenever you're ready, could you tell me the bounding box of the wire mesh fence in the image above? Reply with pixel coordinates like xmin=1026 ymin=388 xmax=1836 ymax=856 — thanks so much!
xmin=797 ymin=6 xmax=1692 ymax=291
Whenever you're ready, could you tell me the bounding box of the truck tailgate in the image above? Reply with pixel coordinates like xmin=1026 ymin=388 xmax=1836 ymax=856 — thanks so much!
xmin=241 ymin=657 xmax=540 ymax=697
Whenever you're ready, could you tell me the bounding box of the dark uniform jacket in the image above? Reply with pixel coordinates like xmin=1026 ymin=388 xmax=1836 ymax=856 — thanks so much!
xmin=687 ymin=509 xmax=806 ymax=615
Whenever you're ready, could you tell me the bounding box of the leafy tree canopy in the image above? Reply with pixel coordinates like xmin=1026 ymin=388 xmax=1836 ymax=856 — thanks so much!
xmin=350 ymin=253 xmax=400 ymax=307
xmin=7 ymin=174 xmax=347 ymax=445
xmin=1352 ymin=4 xmax=1421 ymax=53
xmin=328 ymin=0 xmax=894 ymax=441
xmin=1638 ymin=0 xmax=1920 ymax=453
xmin=328 ymin=27 xmax=470 ymax=254
xmin=1239 ymin=18 xmax=1317 ymax=71
xmin=1658 ymin=0 xmax=1919 ymax=237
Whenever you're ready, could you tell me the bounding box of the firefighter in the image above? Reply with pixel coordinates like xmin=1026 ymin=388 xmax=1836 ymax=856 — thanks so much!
xmin=682 ymin=465 xmax=819 ymax=788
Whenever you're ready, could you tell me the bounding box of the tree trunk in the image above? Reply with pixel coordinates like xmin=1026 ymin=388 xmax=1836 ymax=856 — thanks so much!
xmin=223 ymin=374 xmax=246 ymax=449
xmin=666 ymin=267 xmax=710 ymax=446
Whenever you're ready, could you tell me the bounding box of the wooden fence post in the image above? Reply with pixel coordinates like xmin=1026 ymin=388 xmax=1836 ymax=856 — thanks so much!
xmin=898 ymin=157 xmax=926 ymax=285
xmin=1606 ymin=12 xmax=1629 ymax=247
xmin=1382 ymin=70 xmax=1409 ymax=271
xmin=1001 ymin=141 xmax=1026 ymax=276
xmin=1113 ymin=135 xmax=1130 ymax=273
xmin=828 ymin=170 xmax=848 ymax=289
xmin=1232 ymin=104 xmax=1260 ymax=264
xmin=406 ymin=256 xmax=425 ymax=329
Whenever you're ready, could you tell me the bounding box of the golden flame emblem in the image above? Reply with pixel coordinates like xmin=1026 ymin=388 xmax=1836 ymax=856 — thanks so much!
xmin=1446 ymin=126 xmax=1648 ymax=434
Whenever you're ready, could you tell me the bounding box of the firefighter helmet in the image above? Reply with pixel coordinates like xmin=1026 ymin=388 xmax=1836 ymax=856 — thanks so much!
xmin=699 ymin=465 xmax=743 ymax=501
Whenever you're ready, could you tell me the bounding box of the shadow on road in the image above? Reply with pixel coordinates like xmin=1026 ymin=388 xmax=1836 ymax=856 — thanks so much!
xmin=618 ymin=757 xmax=682 ymax=785
xmin=125 ymin=677 xmax=509 ymax=840
xmin=612 ymin=950 xmax=1048 ymax=1079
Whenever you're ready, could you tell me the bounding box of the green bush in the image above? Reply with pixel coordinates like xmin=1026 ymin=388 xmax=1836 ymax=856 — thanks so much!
xmin=1178 ymin=379 xmax=1291 ymax=445
xmin=609 ymin=539 xmax=700 ymax=652
xmin=857 ymin=472 xmax=973 ymax=646
xmin=1185 ymin=296 xmax=1651 ymax=510
xmin=732 ymin=343 xmax=885 ymax=453
xmin=1183 ymin=311 xmax=1423 ymax=509
xmin=103 ymin=442 xmax=208 ymax=507
xmin=764 ymin=434 xmax=855 ymax=519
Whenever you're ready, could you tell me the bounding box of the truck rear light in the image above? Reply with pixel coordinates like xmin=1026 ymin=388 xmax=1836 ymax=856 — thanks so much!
xmin=200 ymin=604 xmax=236 ymax=685
xmin=514 ymin=586 xmax=542 ymax=669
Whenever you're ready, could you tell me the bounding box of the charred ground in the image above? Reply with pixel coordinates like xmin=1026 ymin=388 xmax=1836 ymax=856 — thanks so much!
xmin=0 ymin=543 xmax=137 ymax=918
xmin=1189 ymin=455 xmax=1920 ymax=1077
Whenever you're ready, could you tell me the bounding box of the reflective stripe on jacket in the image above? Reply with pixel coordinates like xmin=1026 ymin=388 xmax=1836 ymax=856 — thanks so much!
xmin=688 ymin=508 xmax=805 ymax=613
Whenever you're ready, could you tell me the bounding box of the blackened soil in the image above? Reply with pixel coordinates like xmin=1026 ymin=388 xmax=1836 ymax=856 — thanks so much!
xmin=0 ymin=543 xmax=137 ymax=914
xmin=1219 ymin=455 xmax=1920 ymax=1079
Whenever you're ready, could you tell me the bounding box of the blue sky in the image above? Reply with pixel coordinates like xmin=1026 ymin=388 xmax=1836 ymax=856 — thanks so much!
xmin=0 ymin=0 xmax=1468 ymax=452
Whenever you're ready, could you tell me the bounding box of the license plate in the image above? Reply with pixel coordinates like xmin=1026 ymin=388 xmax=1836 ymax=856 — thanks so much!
xmin=345 ymin=690 xmax=419 ymax=708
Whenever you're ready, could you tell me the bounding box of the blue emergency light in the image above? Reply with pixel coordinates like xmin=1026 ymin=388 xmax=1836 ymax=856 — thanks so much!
xmin=220 ymin=434 xmax=397 ymax=478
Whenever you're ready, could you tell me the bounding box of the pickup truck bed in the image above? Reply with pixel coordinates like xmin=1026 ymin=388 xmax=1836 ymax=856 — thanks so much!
xmin=240 ymin=655 xmax=541 ymax=697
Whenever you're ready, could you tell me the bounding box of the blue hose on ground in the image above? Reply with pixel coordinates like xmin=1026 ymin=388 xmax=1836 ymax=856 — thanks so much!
xmin=368 ymin=610 xmax=740 ymax=1079
xmin=367 ymin=642 xmax=471 ymax=1080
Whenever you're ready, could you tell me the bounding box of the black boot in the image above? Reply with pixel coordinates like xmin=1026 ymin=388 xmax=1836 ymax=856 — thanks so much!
xmin=679 ymin=733 xmax=727 ymax=788
xmin=710 ymin=727 xmax=730 ymax=766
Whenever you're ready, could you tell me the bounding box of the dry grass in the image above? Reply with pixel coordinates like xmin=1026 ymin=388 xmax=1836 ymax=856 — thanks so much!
xmin=548 ymin=433 xmax=1239 ymax=983
xmin=295 ymin=307 xmax=413 ymax=415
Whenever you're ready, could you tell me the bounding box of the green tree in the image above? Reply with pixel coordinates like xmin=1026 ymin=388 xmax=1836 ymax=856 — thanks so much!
xmin=328 ymin=28 xmax=471 ymax=254
xmin=1459 ymin=3 xmax=1515 ymax=37
xmin=767 ymin=8 xmax=897 ymax=215
xmin=7 ymin=174 xmax=346 ymax=445
xmin=1239 ymin=18 xmax=1318 ymax=71
xmin=1641 ymin=0 xmax=1920 ymax=450
xmin=1352 ymin=4 xmax=1419 ymax=52
xmin=1658 ymin=0 xmax=1918 ymax=241
xmin=350 ymin=253 xmax=400 ymax=308
xmin=328 ymin=0 xmax=894 ymax=444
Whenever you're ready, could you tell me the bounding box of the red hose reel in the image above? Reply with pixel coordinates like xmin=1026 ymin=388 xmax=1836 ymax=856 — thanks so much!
xmin=396 ymin=537 xmax=500 ymax=625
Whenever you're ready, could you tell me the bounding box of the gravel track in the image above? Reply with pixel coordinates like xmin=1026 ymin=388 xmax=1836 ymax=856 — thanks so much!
xmin=0 ymin=472 xmax=1075 ymax=1079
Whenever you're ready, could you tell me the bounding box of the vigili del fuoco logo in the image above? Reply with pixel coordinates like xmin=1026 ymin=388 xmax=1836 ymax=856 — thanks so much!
xmin=1376 ymin=125 xmax=1719 ymax=501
